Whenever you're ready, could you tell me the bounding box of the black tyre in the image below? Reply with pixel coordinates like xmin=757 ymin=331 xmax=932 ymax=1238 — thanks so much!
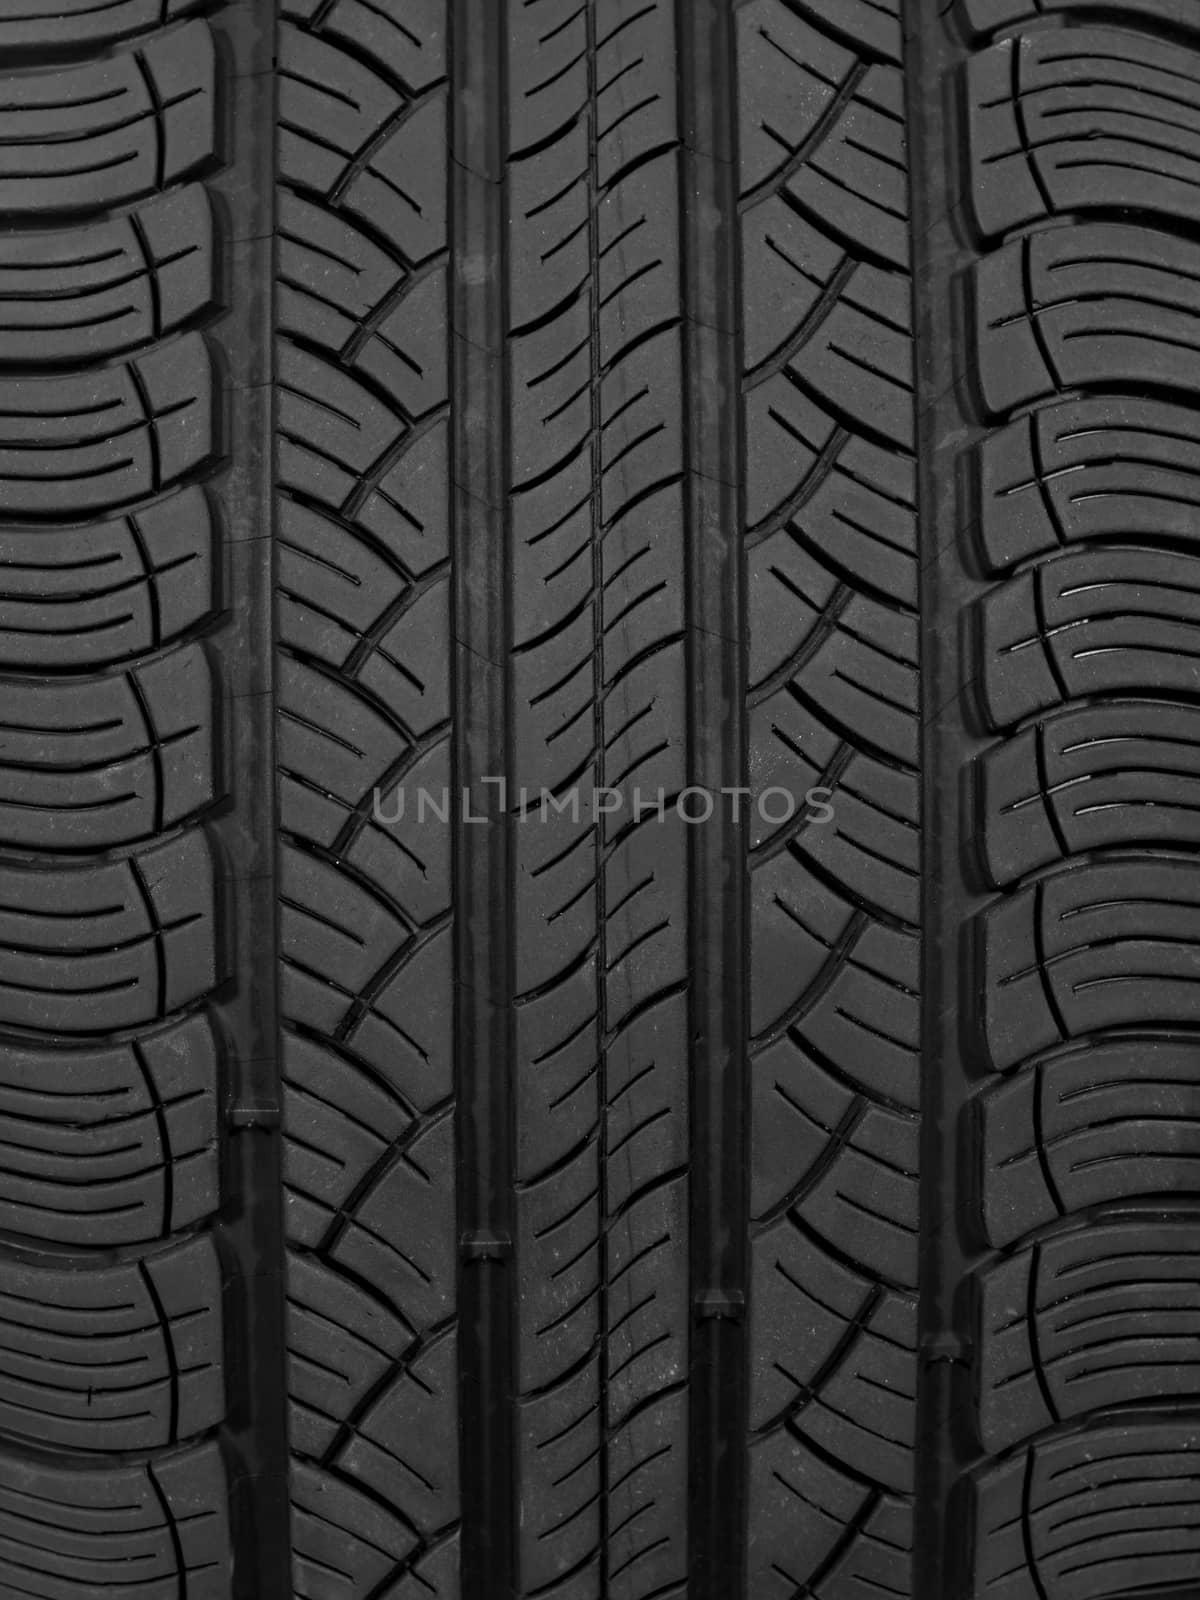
xmin=0 ymin=2 xmax=1197 ymax=1597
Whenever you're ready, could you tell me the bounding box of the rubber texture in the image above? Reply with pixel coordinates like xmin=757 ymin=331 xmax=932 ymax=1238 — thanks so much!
xmin=0 ymin=2 xmax=1196 ymax=1598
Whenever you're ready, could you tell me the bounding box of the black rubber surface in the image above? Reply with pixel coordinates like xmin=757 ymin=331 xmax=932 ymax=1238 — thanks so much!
xmin=0 ymin=2 xmax=1197 ymax=1597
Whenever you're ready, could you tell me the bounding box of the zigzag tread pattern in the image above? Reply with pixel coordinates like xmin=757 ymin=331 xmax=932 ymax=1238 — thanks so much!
xmin=276 ymin=6 xmax=461 ymax=1597
xmin=505 ymin=4 xmax=690 ymax=1596
xmin=737 ymin=1 xmax=918 ymax=1595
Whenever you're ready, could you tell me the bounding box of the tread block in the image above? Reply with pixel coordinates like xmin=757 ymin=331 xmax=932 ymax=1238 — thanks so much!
xmin=510 ymin=169 xmax=680 ymax=451
xmin=0 ymin=1235 xmax=223 ymax=1452
xmin=750 ymin=1211 xmax=918 ymax=1493
xmin=284 ymin=1032 xmax=413 ymax=1223
xmin=0 ymin=22 xmax=217 ymax=218
xmin=291 ymin=1461 xmax=418 ymax=1600
xmin=737 ymin=2 xmax=904 ymax=206
xmin=594 ymin=328 xmax=683 ymax=527
xmin=511 ymin=985 xmax=690 ymax=1596
xmin=970 ymin=1420 xmax=1200 ymax=1600
xmin=747 ymin=404 xmax=917 ymax=605
xmin=602 ymin=992 xmax=688 ymax=1224
xmin=278 ymin=24 xmax=447 ymax=265
xmin=742 ymin=197 xmax=912 ymax=387
xmin=0 ymin=489 xmax=215 ymax=674
xmin=278 ymin=582 xmax=440 ymax=729
xmin=750 ymin=855 xmax=921 ymax=1112
xmin=604 ymin=1170 xmax=688 ymax=1418
xmin=278 ymin=486 xmax=445 ymax=617
xmin=805 ymin=270 xmax=913 ymax=449
xmin=0 ymin=0 xmax=201 ymax=50
xmin=967 ymin=28 xmax=1200 ymax=239
xmin=962 ymin=0 xmax=1200 ymax=38
xmin=606 ymin=1387 xmax=688 ymax=1599
xmin=332 ymin=1326 xmax=459 ymax=1538
xmin=513 ymin=962 xmax=601 ymax=1182
xmin=0 ymin=186 xmax=215 ymax=367
xmin=749 ymin=538 xmax=919 ymax=766
xmin=279 ymin=847 xmax=452 ymax=1107
xmin=750 ymin=1033 xmax=921 ymax=1292
xmin=380 ymin=1536 xmax=460 ymax=1600
xmin=285 ymin=1029 xmax=460 ymax=1569
xmin=779 ymin=57 xmax=909 ymax=270
xmin=744 ymin=196 xmax=843 ymax=376
xmin=278 ymin=677 xmax=451 ymax=932
xmin=0 ymin=335 xmax=215 ymax=519
xmin=977 ymin=857 xmax=1200 ymax=1071
xmin=974 ymin=225 xmax=1200 ymax=419
xmin=977 ymin=702 xmax=1200 ymax=885
xmin=287 ymin=1249 xmax=413 ymax=1458
xmin=506 ymin=0 xmax=589 ymax=158
xmin=0 ymin=1440 xmax=230 ymax=1599
xmin=281 ymin=0 xmax=446 ymax=93
xmin=602 ymin=814 xmax=688 ymax=1027
xmin=977 ymin=1038 xmax=1200 ymax=1246
xmin=591 ymin=0 xmax=678 ymax=182
xmin=284 ymin=1093 xmax=455 ymax=1337
xmin=745 ymin=379 xmax=834 ymax=533
xmin=975 ymin=546 xmax=1200 ymax=730
xmin=762 ymin=262 xmax=913 ymax=447
xmin=516 ymin=1355 xmax=601 ymax=1593
xmin=515 ymin=1140 xmax=600 ymax=1397
xmin=277 ymin=340 xmax=448 ymax=533
xmin=279 ymin=565 xmax=450 ymax=745
xmin=278 ymin=192 xmax=403 ymax=353
xmin=279 ymin=236 xmax=447 ymax=420
xmin=747 ymin=1428 xmax=912 ymax=1600
xmin=281 ymin=640 xmax=419 ymax=771
xmin=977 ymin=396 xmax=1200 ymax=572
xmin=750 ymin=691 xmax=921 ymax=925
xmin=976 ymin=1219 xmax=1200 ymax=1453
xmin=0 ymin=1014 xmax=219 ymax=1246
xmin=0 ymin=828 xmax=219 ymax=1034
xmin=0 ymin=643 xmax=216 ymax=851
xmin=508 ymin=0 xmax=677 ymax=186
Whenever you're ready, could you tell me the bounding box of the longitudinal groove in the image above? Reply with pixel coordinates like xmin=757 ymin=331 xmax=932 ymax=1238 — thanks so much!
xmin=906 ymin=3 xmax=967 ymax=1594
xmin=451 ymin=4 xmax=516 ymax=1596
xmin=677 ymin=3 xmax=748 ymax=1597
xmin=213 ymin=7 xmax=292 ymax=1592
